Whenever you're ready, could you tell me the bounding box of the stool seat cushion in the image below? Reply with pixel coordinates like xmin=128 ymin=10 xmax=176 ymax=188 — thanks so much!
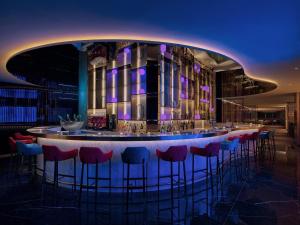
xmin=121 ymin=147 xmax=150 ymax=164
xmin=79 ymin=147 xmax=112 ymax=164
xmin=43 ymin=145 xmax=78 ymax=161
xmin=16 ymin=142 xmax=42 ymax=156
xmin=156 ymin=145 xmax=188 ymax=162
xmin=190 ymin=142 xmax=220 ymax=157
xmin=259 ymin=132 xmax=270 ymax=139
xmin=221 ymin=138 xmax=239 ymax=152
xmin=14 ymin=132 xmax=35 ymax=141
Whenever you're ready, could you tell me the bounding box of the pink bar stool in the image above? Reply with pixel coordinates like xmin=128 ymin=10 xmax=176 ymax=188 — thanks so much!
xmin=42 ymin=145 xmax=78 ymax=198
xmin=79 ymin=147 xmax=113 ymax=205
xmin=190 ymin=142 xmax=221 ymax=193
xmin=156 ymin=145 xmax=188 ymax=200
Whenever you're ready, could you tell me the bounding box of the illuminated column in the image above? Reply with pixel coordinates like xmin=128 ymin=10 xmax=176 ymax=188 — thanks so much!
xmin=171 ymin=56 xmax=174 ymax=119
xmin=296 ymin=92 xmax=300 ymax=145
xmin=92 ymin=64 xmax=96 ymax=114
xmin=137 ymin=44 xmax=141 ymax=120
xmin=160 ymin=45 xmax=166 ymax=119
xmin=102 ymin=67 xmax=106 ymax=108
xmin=112 ymin=60 xmax=117 ymax=115
xmin=78 ymin=49 xmax=88 ymax=123
xmin=185 ymin=65 xmax=188 ymax=116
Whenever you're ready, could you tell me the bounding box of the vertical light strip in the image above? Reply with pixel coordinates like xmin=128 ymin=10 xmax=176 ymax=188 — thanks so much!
xmin=185 ymin=65 xmax=188 ymax=115
xmin=137 ymin=44 xmax=141 ymax=120
xmin=171 ymin=56 xmax=174 ymax=119
xmin=161 ymin=54 xmax=165 ymax=116
xmin=93 ymin=64 xmax=96 ymax=114
xmin=124 ymin=49 xmax=127 ymax=116
xmin=112 ymin=60 xmax=116 ymax=114
xmin=179 ymin=60 xmax=182 ymax=119
xmin=102 ymin=67 xmax=105 ymax=108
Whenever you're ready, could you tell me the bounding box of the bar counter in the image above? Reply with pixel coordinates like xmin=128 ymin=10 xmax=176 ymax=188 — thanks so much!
xmin=28 ymin=126 xmax=259 ymax=192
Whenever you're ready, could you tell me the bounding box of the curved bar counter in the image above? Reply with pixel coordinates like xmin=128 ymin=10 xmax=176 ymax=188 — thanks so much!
xmin=28 ymin=127 xmax=259 ymax=192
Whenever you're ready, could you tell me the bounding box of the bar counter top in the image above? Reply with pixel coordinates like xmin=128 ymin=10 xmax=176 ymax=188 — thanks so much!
xmin=27 ymin=125 xmax=260 ymax=141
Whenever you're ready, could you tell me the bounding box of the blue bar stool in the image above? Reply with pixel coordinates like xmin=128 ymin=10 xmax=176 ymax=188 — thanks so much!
xmin=221 ymin=138 xmax=240 ymax=182
xmin=259 ymin=131 xmax=273 ymax=160
xmin=121 ymin=147 xmax=150 ymax=205
xmin=16 ymin=141 xmax=43 ymax=175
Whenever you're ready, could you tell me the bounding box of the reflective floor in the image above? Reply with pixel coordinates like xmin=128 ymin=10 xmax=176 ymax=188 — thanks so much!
xmin=0 ymin=128 xmax=299 ymax=225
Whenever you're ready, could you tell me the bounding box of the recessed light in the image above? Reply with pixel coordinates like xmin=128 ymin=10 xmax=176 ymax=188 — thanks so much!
xmin=294 ymin=66 xmax=299 ymax=71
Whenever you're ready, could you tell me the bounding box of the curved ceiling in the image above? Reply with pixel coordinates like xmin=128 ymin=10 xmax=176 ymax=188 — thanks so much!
xmin=1 ymin=0 xmax=299 ymax=97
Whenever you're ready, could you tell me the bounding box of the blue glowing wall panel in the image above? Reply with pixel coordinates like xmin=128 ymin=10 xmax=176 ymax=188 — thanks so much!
xmin=0 ymin=107 xmax=37 ymax=123
xmin=0 ymin=89 xmax=37 ymax=99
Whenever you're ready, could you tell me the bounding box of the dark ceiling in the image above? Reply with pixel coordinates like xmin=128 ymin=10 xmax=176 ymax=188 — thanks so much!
xmin=6 ymin=44 xmax=79 ymax=86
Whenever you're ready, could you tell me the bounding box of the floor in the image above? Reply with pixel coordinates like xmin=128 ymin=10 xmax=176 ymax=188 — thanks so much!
xmin=0 ymin=128 xmax=299 ymax=225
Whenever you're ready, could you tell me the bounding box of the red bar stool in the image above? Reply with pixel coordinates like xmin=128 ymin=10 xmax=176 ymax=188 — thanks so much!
xmin=156 ymin=145 xmax=188 ymax=200
xmin=229 ymin=135 xmax=248 ymax=165
xmin=190 ymin=142 xmax=221 ymax=193
xmin=78 ymin=147 xmax=113 ymax=205
xmin=14 ymin=132 xmax=36 ymax=142
xmin=42 ymin=145 xmax=78 ymax=198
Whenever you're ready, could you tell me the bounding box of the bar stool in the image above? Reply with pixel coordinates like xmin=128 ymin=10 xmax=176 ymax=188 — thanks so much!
xmin=258 ymin=131 xmax=273 ymax=160
xmin=8 ymin=137 xmax=33 ymax=173
xmin=229 ymin=135 xmax=248 ymax=166
xmin=79 ymin=147 xmax=113 ymax=205
xmin=16 ymin=141 xmax=42 ymax=174
xmin=42 ymin=145 xmax=78 ymax=199
xmin=190 ymin=142 xmax=220 ymax=193
xmin=14 ymin=132 xmax=35 ymax=142
xmin=247 ymin=132 xmax=260 ymax=160
xmin=269 ymin=130 xmax=276 ymax=160
xmin=121 ymin=147 xmax=150 ymax=205
xmin=156 ymin=145 xmax=188 ymax=200
xmin=221 ymin=138 xmax=239 ymax=181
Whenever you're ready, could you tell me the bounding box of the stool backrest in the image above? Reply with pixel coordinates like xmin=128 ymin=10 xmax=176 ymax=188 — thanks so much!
xmin=165 ymin=145 xmax=188 ymax=161
xmin=250 ymin=132 xmax=259 ymax=139
xmin=121 ymin=147 xmax=150 ymax=164
xmin=205 ymin=142 xmax=220 ymax=156
xmin=228 ymin=138 xmax=239 ymax=151
xmin=260 ymin=131 xmax=270 ymax=139
xmin=79 ymin=147 xmax=105 ymax=163
xmin=16 ymin=141 xmax=28 ymax=154
xmin=42 ymin=145 xmax=61 ymax=161
xmin=14 ymin=132 xmax=33 ymax=140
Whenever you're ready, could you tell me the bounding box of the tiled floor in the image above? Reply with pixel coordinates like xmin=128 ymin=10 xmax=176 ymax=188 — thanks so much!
xmin=0 ymin=128 xmax=299 ymax=225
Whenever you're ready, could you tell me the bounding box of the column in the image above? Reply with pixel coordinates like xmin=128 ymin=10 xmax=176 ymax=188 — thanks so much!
xmin=296 ymin=92 xmax=300 ymax=145
xmin=78 ymin=49 xmax=88 ymax=124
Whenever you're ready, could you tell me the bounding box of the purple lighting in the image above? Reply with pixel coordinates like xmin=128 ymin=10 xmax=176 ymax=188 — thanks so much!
xmin=200 ymin=98 xmax=209 ymax=104
xmin=124 ymin=47 xmax=130 ymax=54
xmin=123 ymin=114 xmax=130 ymax=120
xmin=195 ymin=114 xmax=201 ymax=119
xmin=112 ymin=69 xmax=118 ymax=75
xmin=201 ymin=85 xmax=209 ymax=92
xmin=160 ymin=113 xmax=167 ymax=120
xmin=160 ymin=44 xmax=166 ymax=54
xmin=139 ymin=68 xmax=146 ymax=75
xmin=111 ymin=97 xmax=117 ymax=103
xmin=139 ymin=88 xmax=145 ymax=94
xmin=180 ymin=76 xmax=185 ymax=82
xmin=194 ymin=64 xmax=201 ymax=73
